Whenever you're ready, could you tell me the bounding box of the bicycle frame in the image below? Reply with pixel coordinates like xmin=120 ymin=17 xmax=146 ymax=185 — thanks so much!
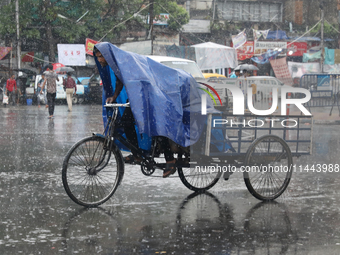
xmin=103 ymin=103 xmax=189 ymax=171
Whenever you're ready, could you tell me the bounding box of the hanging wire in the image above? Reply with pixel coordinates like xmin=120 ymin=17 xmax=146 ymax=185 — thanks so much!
xmin=287 ymin=19 xmax=321 ymax=46
xmin=98 ymin=2 xmax=152 ymax=42
xmin=324 ymin=19 xmax=340 ymax=34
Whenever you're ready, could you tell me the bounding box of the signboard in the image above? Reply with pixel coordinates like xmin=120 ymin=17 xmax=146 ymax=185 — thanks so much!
xmin=153 ymin=13 xmax=169 ymax=25
xmin=317 ymin=75 xmax=332 ymax=89
xmin=57 ymin=44 xmax=86 ymax=66
xmin=254 ymin=41 xmax=287 ymax=56
xmin=287 ymin=42 xmax=307 ymax=56
xmin=236 ymin=41 xmax=254 ymax=60
xmin=232 ymin=30 xmax=247 ymax=49
xmin=85 ymin=38 xmax=99 ymax=56
xmin=270 ymin=57 xmax=293 ymax=85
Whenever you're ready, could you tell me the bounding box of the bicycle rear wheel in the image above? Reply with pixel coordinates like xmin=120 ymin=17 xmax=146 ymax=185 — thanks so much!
xmin=178 ymin=156 xmax=222 ymax=192
xmin=243 ymin=135 xmax=293 ymax=201
xmin=62 ymin=136 xmax=124 ymax=207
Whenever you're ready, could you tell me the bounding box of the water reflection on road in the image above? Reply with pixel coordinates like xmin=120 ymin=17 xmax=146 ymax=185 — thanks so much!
xmin=0 ymin=105 xmax=339 ymax=254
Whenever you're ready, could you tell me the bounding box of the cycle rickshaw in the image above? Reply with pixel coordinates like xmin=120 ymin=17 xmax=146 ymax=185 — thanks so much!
xmin=62 ymin=103 xmax=312 ymax=207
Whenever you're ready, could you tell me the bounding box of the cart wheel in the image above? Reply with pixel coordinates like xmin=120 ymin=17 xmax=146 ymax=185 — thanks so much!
xmin=243 ymin=135 xmax=293 ymax=201
xmin=178 ymin=155 xmax=222 ymax=192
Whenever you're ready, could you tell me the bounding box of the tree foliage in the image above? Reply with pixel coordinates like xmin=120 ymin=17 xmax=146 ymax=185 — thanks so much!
xmin=0 ymin=0 xmax=189 ymax=60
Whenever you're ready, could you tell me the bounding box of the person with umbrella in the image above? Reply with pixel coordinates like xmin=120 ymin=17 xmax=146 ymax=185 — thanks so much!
xmin=41 ymin=64 xmax=59 ymax=119
xmin=229 ymin=70 xmax=240 ymax=78
xmin=63 ymin=72 xmax=77 ymax=112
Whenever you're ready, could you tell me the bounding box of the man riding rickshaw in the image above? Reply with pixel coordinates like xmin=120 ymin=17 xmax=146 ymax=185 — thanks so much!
xmin=93 ymin=42 xmax=216 ymax=178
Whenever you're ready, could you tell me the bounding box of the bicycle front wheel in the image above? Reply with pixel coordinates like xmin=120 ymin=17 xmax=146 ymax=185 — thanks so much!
xmin=62 ymin=136 xmax=124 ymax=207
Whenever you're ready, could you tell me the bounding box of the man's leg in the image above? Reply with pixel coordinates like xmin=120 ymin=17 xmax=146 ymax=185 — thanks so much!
xmin=159 ymin=137 xmax=174 ymax=162
xmin=66 ymin=88 xmax=72 ymax=111
xmin=10 ymin=91 xmax=16 ymax=105
xmin=121 ymin=107 xmax=140 ymax=162
xmin=160 ymin=137 xmax=176 ymax=178
xmin=47 ymin=93 xmax=53 ymax=117
xmin=50 ymin=93 xmax=56 ymax=116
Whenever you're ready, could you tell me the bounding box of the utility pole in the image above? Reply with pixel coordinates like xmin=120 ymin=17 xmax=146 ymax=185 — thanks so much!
xmin=320 ymin=1 xmax=324 ymax=73
xmin=15 ymin=0 xmax=21 ymax=71
xmin=149 ymin=0 xmax=154 ymax=55
xmin=338 ymin=0 xmax=340 ymax=48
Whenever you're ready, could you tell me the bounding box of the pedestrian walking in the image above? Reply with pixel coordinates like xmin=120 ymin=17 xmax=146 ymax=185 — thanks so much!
xmin=6 ymin=74 xmax=17 ymax=106
xmin=63 ymin=72 xmax=77 ymax=112
xmin=41 ymin=64 xmax=59 ymax=119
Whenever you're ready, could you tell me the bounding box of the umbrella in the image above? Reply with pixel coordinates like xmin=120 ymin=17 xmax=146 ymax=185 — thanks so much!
xmin=52 ymin=63 xmax=65 ymax=70
xmin=234 ymin=64 xmax=259 ymax=71
xmin=55 ymin=66 xmax=75 ymax=73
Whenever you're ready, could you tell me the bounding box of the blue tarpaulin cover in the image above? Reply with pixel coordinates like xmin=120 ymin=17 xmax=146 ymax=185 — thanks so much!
xmin=266 ymin=30 xmax=288 ymax=40
xmin=94 ymin=42 xmax=216 ymax=148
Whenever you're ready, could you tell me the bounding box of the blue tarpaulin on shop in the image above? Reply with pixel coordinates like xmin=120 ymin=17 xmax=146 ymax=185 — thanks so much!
xmin=266 ymin=30 xmax=288 ymax=40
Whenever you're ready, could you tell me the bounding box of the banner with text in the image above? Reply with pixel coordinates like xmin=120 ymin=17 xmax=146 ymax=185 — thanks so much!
xmin=85 ymin=38 xmax=99 ymax=56
xmin=57 ymin=44 xmax=86 ymax=66
xmin=270 ymin=57 xmax=293 ymax=85
xmin=232 ymin=30 xmax=247 ymax=49
xmin=236 ymin=41 xmax=254 ymax=60
xmin=254 ymin=41 xmax=287 ymax=56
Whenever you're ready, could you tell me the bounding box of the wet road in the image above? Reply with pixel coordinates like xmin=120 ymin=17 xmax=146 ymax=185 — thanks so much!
xmin=0 ymin=104 xmax=340 ymax=254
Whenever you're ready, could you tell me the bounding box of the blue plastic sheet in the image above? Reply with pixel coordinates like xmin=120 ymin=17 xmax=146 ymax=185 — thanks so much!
xmin=94 ymin=42 xmax=217 ymax=148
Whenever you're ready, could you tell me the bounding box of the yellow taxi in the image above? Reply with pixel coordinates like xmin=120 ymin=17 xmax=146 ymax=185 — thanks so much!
xmin=202 ymin=73 xmax=227 ymax=79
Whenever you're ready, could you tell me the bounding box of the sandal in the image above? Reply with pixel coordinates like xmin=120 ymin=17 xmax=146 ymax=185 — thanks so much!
xmin=163 ymin=160 xmax=177 ymax=178
xmin=124 ymin=154 xmax=142 ymax=165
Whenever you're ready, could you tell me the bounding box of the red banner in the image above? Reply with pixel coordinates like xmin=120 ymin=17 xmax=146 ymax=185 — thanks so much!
xmin=21 ymin=51 xmax=34 ymax=62
xmin=85 ymin=38 xmax=99 ymax=56
xmin=236 ymin=41 xmax=254 ymax=61
xmin=287 ymin=42 xmax=307 ymax=56
xmin=270 ymin=57 xmax=293 ymax=86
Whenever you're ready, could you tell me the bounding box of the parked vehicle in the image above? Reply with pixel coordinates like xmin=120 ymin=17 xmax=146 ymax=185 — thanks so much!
xmin=88 ymin=73 xmax=102 ymax=104
xmin=34 ymin=74 xmax=85 ymax=104
xmin=203 ymin=73 xmax=227 ymax=79
xmin=77 ymin=77 xmax=90 ymax=101
xmin=148 ymin=55 xmax=230 ymax=110
xmin=147 ymin=55 xmax=205 ymax=79
xmin=246 ymin=76 xmax=286 ymax=100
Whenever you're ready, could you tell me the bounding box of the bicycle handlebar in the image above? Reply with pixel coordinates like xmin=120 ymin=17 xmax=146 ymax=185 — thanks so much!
xmin=104 ymin=102 xmax=130 ymax=108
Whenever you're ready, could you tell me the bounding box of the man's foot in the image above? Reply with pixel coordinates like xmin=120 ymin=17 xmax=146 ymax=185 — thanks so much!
xmin=45 ymin=105 xmax=48 ymax=108
xmin=67 ymin=110 xmax=70 ymax=112
xmin=124 ymin=154 xmax=142 ymax=165
xmin=48 ymin=115 xmax=54 ymax=119
xmin=163 ymin=159 xmax=177 ymax=178
xmin=38 ymin=105 xmax=41 ymax=108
